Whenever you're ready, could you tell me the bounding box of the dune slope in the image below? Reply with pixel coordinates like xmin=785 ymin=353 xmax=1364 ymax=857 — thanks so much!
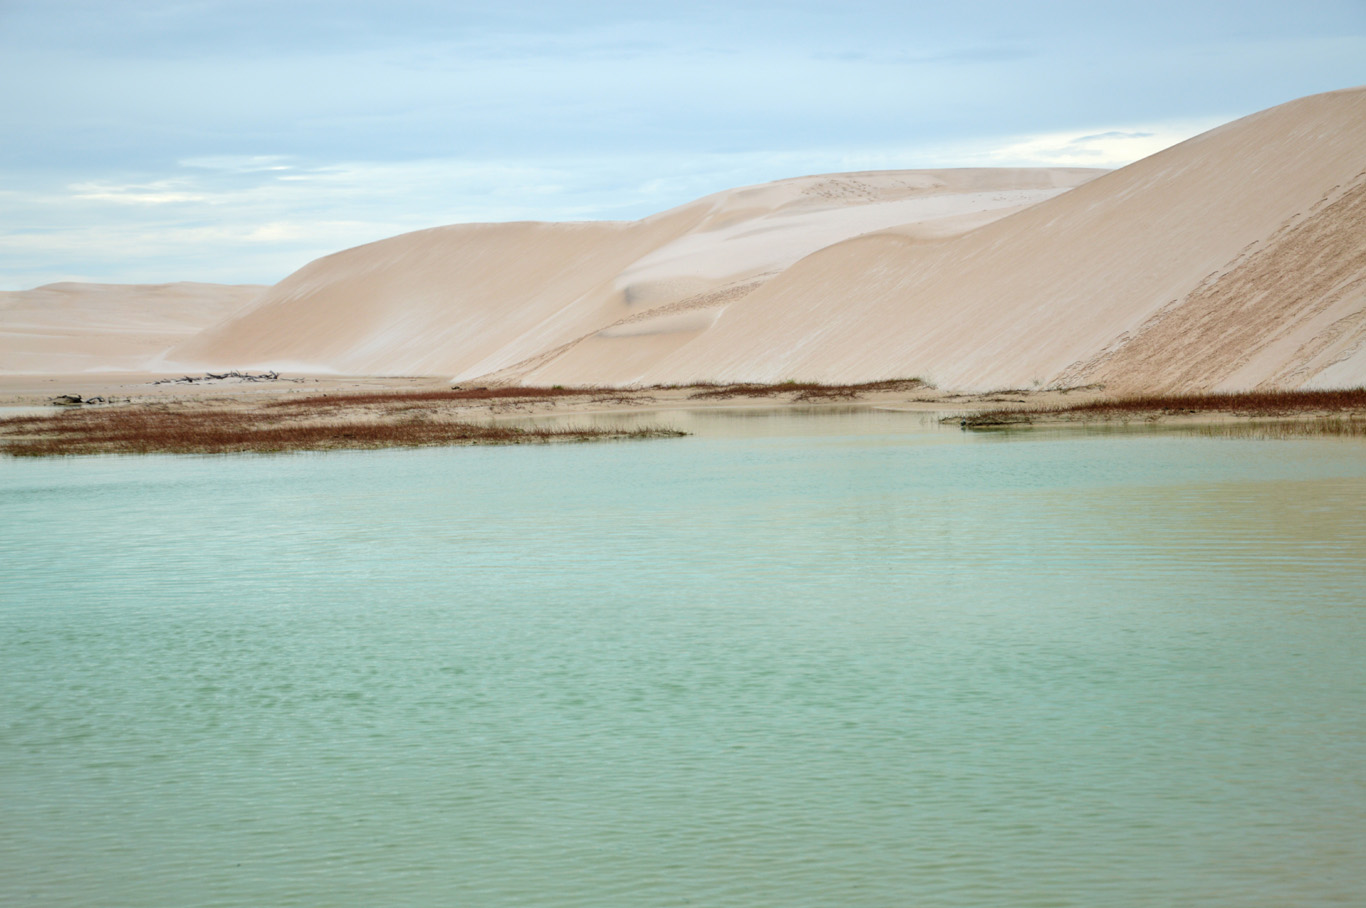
xmin=167 ymin=169 xmax=1098 ymax=377
xmin=17 ymin=89 xmax=1364 ymax=391
xmin=1 ymin=282 xmax=265 ymax=374
xmin=1063 ymin=170 xmax=1366 ymax=391
xmin=520 ymin=87 xmax=1366 ymax=391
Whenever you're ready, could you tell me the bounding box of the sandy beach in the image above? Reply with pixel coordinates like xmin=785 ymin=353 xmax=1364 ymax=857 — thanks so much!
xmin=0 ymin=370 xmax=1112 ymax=419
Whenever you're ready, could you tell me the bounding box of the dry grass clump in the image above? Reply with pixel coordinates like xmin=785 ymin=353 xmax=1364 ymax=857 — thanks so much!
xmin=0 ymin=405 xmax=683 ymax=457
xmin=961 ymin=387 xmax=1366 ymax=436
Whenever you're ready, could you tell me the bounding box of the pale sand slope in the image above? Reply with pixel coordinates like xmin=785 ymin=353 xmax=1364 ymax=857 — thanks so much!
xmin=522 ymin=86 xmax=1366 ymax=391
xmin=1 ymin=282 xmax=266 ymax=374
xmin=167 ymin=169 xmax=1099 ymax=378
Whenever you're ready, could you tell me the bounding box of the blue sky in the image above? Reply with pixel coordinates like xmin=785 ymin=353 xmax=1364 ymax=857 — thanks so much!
xmin=2 ymin=0 xmax=1363 ymax=289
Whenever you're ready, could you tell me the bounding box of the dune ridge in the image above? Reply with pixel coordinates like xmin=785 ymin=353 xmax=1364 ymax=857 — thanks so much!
xmin=518 ymin=86 xmax=1366 ymax=391
xmin=9 ymin=88 xmax=1366 ymax=393
xmin=166 ymin=169 xmax=1100 ymax=379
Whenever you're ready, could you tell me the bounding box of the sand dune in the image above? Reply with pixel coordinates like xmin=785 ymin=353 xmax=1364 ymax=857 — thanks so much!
xmin=520 ymin=87 xmax=1366 ymax=391
xmin=167 ymin=169 xmax=1098 ymax=378
xmin=12 ymin=88 xmax=1365 ymax=392
xmin=1 ymin=282 xmax=265 ymax=374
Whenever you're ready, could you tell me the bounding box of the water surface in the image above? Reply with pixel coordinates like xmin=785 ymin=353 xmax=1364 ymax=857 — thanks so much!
xmin=3 ymin=410 xmax=1364 ymax=907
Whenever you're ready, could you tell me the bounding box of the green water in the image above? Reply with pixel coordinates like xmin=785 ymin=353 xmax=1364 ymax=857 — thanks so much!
xmin=2 ymin=410 xmax=1364 ymax=907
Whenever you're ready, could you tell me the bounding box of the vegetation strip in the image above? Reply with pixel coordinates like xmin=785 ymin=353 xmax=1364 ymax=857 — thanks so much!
xmin=1 ymin=379 xmax=941 ymax=456
xmin=0 ymin=406 xmax=683 ymax=457
xmin=265 ymin=385 xmax=597 ymax=408
xmin=958 ymin=388 xmax=1366 ymax=436
xmin=262 ymin=379 xmax=930 ymax=410
xmin=684 ymin=379 xmax=927 ymax=401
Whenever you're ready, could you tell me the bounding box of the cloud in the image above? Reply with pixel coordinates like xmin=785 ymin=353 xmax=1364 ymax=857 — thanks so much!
xmin=0 ymin=119 xmax=1218 ymax=290
xmin=180 ymin=155 xmax=295 ymax=173
xmin=2 ymin=1 xmax=1363 ymax=287
xmin=1070 ymin=131 xmax=1156 ymax=144
xmin=974 ymin=120 xmax=1223 ymax=168
xmin=68 ymin=180 xmax=208 ymax=205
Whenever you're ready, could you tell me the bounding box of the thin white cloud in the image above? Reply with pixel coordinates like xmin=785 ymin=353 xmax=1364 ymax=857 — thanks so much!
xmin=2 ymin=120 xmax=1214 ymax=290
xmin=179 ymin=155 xmax=296 ymax=173
xmin=2 ymin=0 xmax=1363 ymax=290
xmin=68 ymin=179 xmax=209 ymax=205
xmin=972 ymin=120 xmax=1225 ymax=169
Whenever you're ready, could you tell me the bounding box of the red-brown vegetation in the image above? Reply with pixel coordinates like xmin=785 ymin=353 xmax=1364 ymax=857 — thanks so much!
xmin=0 ymin=405 xmax=683 ymax=457
xmin=265 ymin=385 xmax=600 ymax=409
xmin=961 ymin=387 xmax=1366 ymax=434
xmin=265 ymin=379 xmax=930 ymax=410
xmin=685 ymin=379 xmax=927 ymax=400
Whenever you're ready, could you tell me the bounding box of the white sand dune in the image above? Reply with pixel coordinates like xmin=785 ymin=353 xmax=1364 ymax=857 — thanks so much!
xmin=518 ymin=86 xmax=1366 ymax=391
xmin=166 ymin=169 xmax=1099 ymax=378
xmin=13 ymin=88 xmax=1366 ymax=392
xmin=1 ymin=282 xmax=265 ymax=374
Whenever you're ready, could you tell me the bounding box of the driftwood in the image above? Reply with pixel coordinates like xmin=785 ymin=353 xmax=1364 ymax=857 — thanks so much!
xmin=49 ymin=395 xmax=123 ymax=406
xmin=152 ymin=370 xmax=301 ymax=385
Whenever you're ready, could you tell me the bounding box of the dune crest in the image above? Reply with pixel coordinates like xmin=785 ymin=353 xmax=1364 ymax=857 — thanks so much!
xmin=519 ymin=87 xmax=1366 ymax=391
xmin=11 ymin=89 xmax=1365 ymax=392
xmin=165 ymin=169 xmax=1099 ymax=378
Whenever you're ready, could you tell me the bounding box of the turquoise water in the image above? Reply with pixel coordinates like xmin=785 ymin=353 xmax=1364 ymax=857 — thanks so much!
xmin=2 ymin=410 xmax=1364 ymax=907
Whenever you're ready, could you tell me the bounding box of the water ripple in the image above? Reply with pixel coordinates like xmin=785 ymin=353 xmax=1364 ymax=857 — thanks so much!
xmin=3 ymin=417 xmax=1365 ymax=906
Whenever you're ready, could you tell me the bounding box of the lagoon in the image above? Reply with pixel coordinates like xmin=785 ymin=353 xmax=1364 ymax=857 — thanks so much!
xmin=2 ymin=410 xmax=1364 ymax=906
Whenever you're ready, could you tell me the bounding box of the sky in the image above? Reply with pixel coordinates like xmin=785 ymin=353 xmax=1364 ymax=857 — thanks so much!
xmin=1 ymin=0 xmax=1363 ymax=290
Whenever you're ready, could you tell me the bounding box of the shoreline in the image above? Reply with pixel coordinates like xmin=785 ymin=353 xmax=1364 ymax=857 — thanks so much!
xmin=4 ymin=374 xmax=1364 ymax=454
xmin=0 ymin=372 xmax=1105 ymax=415
xmin=954 ymin=388 xmax=1366 ymax=438
xmin=0 ymin=374 xmax=1055 ymax=456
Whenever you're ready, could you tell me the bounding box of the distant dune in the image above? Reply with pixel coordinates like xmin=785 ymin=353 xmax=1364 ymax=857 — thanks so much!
xmin=1 ymin=282 xmax=264 ymax=374
xmin=167 ymin=168 xmax=1096 ymax=379
xmin=9 ymin=87 xmax=1365 ymax=392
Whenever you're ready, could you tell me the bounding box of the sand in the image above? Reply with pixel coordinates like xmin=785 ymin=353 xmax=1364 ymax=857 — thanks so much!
xmin=5 ymin=88 xmax=1365 ymax=397
xmin=1 ymin=282 xmax=265 ymax=375
xmin=0 ymin=372 xmax=1123 ymax=458
xmin=520 ymin=87 xmax=1366 ymax=392
xmin=163 ymin=168 xmax=1099 ymax=381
